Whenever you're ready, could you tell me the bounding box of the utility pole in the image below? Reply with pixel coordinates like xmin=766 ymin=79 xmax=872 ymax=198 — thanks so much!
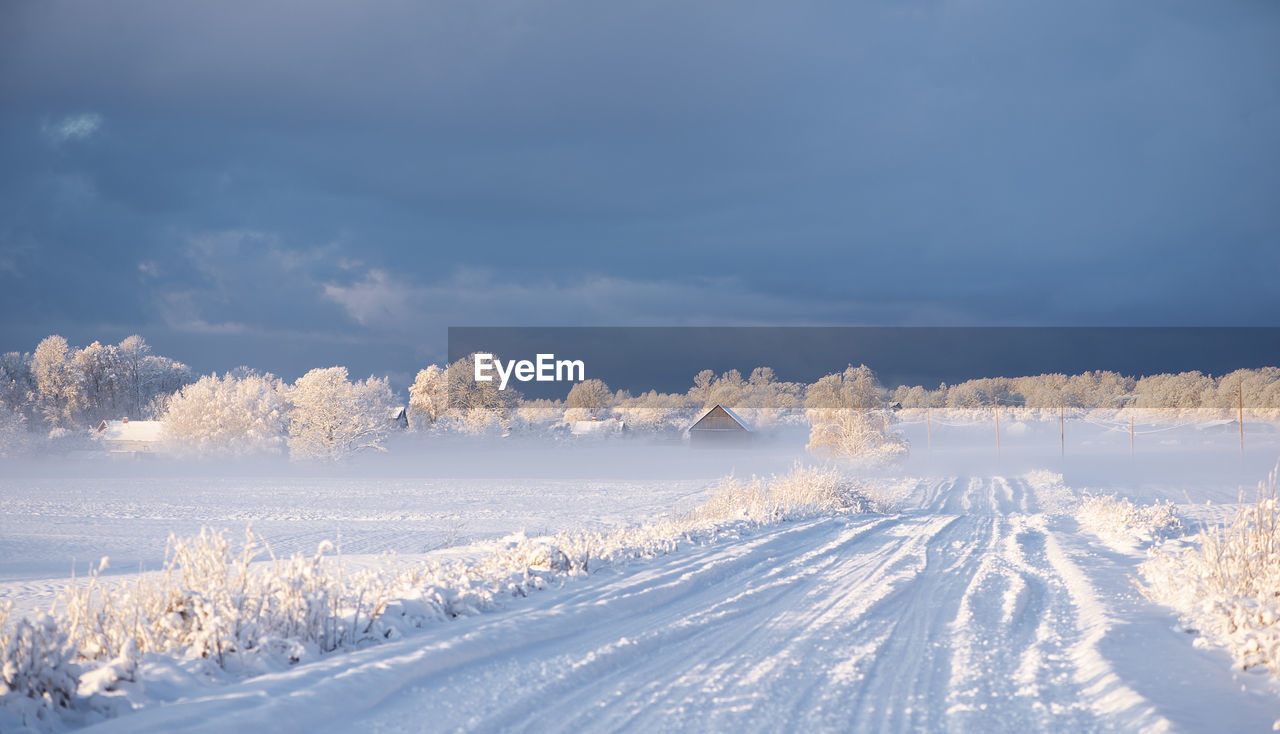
xmin=1059 ymin=396 xmax=1065 ymax=457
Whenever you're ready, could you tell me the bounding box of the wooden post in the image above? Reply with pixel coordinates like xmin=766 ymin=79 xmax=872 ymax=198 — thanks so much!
xmin=1239 ymin=377 xmax=1245 ymax=454
xmin=994 ymin=395 xmax=1000 ymax=456
xmin=1059 ymin=396 xmax=1064 ymax=457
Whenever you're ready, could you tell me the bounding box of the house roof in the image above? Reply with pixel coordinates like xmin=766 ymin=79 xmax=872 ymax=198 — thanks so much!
xmin=97 ymin=419 xmax=164 ymax=443
xmin=571 ymin=418 xmax=625 ymax=434
xmin=689 ymin=404 xmax=751 ymax=432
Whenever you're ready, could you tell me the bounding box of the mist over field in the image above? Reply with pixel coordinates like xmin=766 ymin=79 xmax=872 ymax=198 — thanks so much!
xmin=4 ymin=0 xmax=1280 ymax=730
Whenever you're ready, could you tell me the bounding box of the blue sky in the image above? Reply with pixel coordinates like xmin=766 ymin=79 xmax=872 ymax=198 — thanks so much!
xmin=2 ymin=0 xmax=1278 ymax=384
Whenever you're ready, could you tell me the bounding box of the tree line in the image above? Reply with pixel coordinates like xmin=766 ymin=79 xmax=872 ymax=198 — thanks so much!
xmin=3 ymin=333 xmax=1280 ymax=461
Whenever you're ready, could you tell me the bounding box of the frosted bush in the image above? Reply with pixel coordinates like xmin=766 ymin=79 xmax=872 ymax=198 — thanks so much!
xmin=1143 ymin=465 xmax=1280 ymax=674
xmin=0 ymin=604 xmax=79 ymax=730
xmin=1076 ymin=493 xmax=1180 ymax=547
xmin=687 ymin=465 xmax=880 ymax=525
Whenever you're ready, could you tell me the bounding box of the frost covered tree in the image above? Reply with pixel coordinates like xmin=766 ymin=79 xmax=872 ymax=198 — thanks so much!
xmin=32 ymin=336 xmax=84 ymax=429
xmin=613 ymin=390 xmax=694 ymax=434
xmin=117 ymin=334 xmax=152 ymax=417
xmin=0 ymin=351 xmax=35 ymax=420
xmin=0 ymin=406 xmax=30 ymax=457
xmin=104 ymin=335 xmax=191 ymax=419
xmin=287 ymin=367 xmax=394 ymax=460
xmin=689 ymin=369 xmax=715 ymax=409
xmin=708 ymin=369 xmax=746 ymax=408
xmin=739 ymin=367 xmax=803 ymax=427
xmin=568 ymin=381 xmax=611 ymax=415
xmin=163 ymin=372 xmax=289 ymax=457
xmin=891 ymin=384 xmax=934 ymax=409
xmin=407 ymin=365 xmax=448 ymax=430
xmin=445 ymin=354 xmax=519 ymax=434
xmin=1132 ymin=370 xmax=1217 ymax=410
xmin=807 ymin=410 xmax=908 ymax=465
xmin=516 ymin=398 xmax=565 ymax=429
xmin=74 ymin=341 xmax=123 ymax=423
xmin=806 ymin=365 xmax=907 ymax=464
xmin=146 ymin=356 xmax=191 ymax=413
xmin=806 ymin=365 xmax=885 ymax=410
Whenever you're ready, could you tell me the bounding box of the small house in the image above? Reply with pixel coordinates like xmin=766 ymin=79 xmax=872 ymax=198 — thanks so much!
xmin=94 ymin=417 xmax=164 ymax=455
xmin=389 ymin=406 xmax=409 ymax=430
xmin=687 ymin=404 xmax=752 ymax=446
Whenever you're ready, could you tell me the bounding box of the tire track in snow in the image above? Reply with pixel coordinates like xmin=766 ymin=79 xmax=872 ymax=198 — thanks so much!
xmin=88 ymin=476 xmax=1204 ymax=734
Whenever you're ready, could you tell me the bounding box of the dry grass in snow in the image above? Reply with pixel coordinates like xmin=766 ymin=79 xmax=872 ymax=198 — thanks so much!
xmin=0 ymin=464 xmax=880 ymax=732
xmin=1076 ymin=493 xmax=1181 ymax=549
xmin=1142 ymin=465 xmax=1280 ymax=675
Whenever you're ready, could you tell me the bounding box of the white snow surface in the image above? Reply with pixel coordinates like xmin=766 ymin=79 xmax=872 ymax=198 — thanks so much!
xmin=65 ymin=476 xmax=1280 ymax=734
xmin=6 ymin=423 xmax=1280 ymax=733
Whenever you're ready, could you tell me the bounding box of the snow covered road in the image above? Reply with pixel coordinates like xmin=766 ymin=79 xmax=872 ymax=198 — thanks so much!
xmin=84 ymin=477 xmax=1280 ymax=733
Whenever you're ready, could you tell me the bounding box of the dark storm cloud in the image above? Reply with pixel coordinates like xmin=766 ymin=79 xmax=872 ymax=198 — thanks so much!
xmin=1 ymin=0 xmax=1278 ymax=380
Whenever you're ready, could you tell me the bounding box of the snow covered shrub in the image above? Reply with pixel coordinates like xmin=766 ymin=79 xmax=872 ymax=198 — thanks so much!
xmin=1077 ymin=493 xmax=1180 ymax=547
xmin=806 ymin=409 xmax=909 ymax=466
xmin=59 ymin=530 xmax=379 ymax=670
xmin=0 ymin=604 xmax=79 ymax=725
xmin=686 ymin=464 xmax=880 ymax=524
xmin=1142 ymin=465 xmax=1280 ymax=674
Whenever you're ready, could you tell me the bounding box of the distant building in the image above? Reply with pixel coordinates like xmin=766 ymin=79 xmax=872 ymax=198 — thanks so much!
xmin=389 ymin=406 xmax=408 ymax=430
xmin=94 ymin=417 xmax=164 ymax=455
xmin=687 ymin=404 xmax=752 ymax=446
xmin=571 ymin=417 xmax=626 ymax=436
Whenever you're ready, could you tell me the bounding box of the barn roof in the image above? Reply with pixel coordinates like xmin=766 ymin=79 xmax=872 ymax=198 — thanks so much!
xmin=689 ymin=404 xmax=752 ymax=432
xmin=97 ymin=419 xmax=164 ymax=443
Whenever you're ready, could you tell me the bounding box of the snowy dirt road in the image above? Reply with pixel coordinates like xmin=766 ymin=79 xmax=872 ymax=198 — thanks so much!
xmin=86 ymin=477 xmax=1280 ymax=734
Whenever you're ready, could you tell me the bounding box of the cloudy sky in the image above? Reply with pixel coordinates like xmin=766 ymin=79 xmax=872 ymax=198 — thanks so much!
xmin=2 ymin=0 xmax=1278 ymax=383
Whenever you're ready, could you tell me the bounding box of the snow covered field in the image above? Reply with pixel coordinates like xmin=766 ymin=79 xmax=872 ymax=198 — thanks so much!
xmin=5 ymin=421 xmax=1280 ymax=732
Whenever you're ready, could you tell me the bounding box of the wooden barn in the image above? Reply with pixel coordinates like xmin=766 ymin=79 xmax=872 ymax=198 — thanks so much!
xmin=389 ymin=406 xmax=409 ymax=430
xmin=687 ymin=404 xmax=752 ymax=446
